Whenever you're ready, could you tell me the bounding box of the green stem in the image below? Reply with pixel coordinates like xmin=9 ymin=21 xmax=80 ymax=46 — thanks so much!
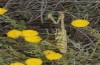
xmin=2 ymin=15 xmax=17 ymax=28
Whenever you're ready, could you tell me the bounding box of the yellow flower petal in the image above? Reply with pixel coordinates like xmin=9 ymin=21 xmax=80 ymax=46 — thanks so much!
xmin=43 ymin=50 xmax=55 ymax=55
xmin=0 ymin=8 xmax=8 ymax=15
xmin=71 ymin=19 xmax=90 ymax=27
xmin=10 ymin=62 xmax=24 ymax=65
xmin=7 ymin=30 xmax=22 ymax=39
xmin=24 ymin=36 xmax=42 ymax=43
xmin=46 ymin=53 xmax=62 ymax=60
xmin=21 ymin=30 xmax=38 ymax=37
xmin=25 ymin=58 xmax=42 ymax=65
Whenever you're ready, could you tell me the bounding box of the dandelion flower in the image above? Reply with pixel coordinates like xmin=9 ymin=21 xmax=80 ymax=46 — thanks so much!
xmin=71 ymin=19 xmax=90 ymax=27
xmin=43 ymin=50 xmax=62 ymax=60
xmin=43 ymin=50 xmax=55 ymax=55
xmin=0 ymin=8 xmax=8 ymax=15
xmin=10 ymin=62 xmax=24 ymax=65
xmin=25 ymin=58 xmax=42 ymax=65
xmin=24 ymin=36 xmax=42 ymax=43
xmin=21 ymin=30 xmax=38 ymax=37
xmin=45 ymin=53 xmax=62 ymax=60
xmin=7 ymin=30 xmax=22 ymax=39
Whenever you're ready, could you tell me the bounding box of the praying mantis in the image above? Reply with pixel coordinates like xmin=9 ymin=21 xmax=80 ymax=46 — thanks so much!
xmin=48 ymin=11 xmax=67 ymax=54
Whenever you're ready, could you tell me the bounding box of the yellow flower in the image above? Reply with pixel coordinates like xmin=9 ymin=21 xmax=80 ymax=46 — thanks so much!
xmin=24 ymin=36 xmax=42 ymax=43
xmin=71 ymin=19 xmax=90 ymax=27
xmin=45 ymin=53 xmax=62 ymax=60
xmin=43 ymin=50 xmax=62 ymax=60
xmin=43 ymin=50 xmax=55 ymax=55
xmin=25 ymin=58 xmax=42 ymax=65
xmin=7 ymin=30 xmax=22 ymax=39
xmin=10 ymin=62 xmax=24 ymax=65
xmin=21 ymin=30 xmax=38 ymax=37
xmin=0 ymin=8 xmax=8 ymax=15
